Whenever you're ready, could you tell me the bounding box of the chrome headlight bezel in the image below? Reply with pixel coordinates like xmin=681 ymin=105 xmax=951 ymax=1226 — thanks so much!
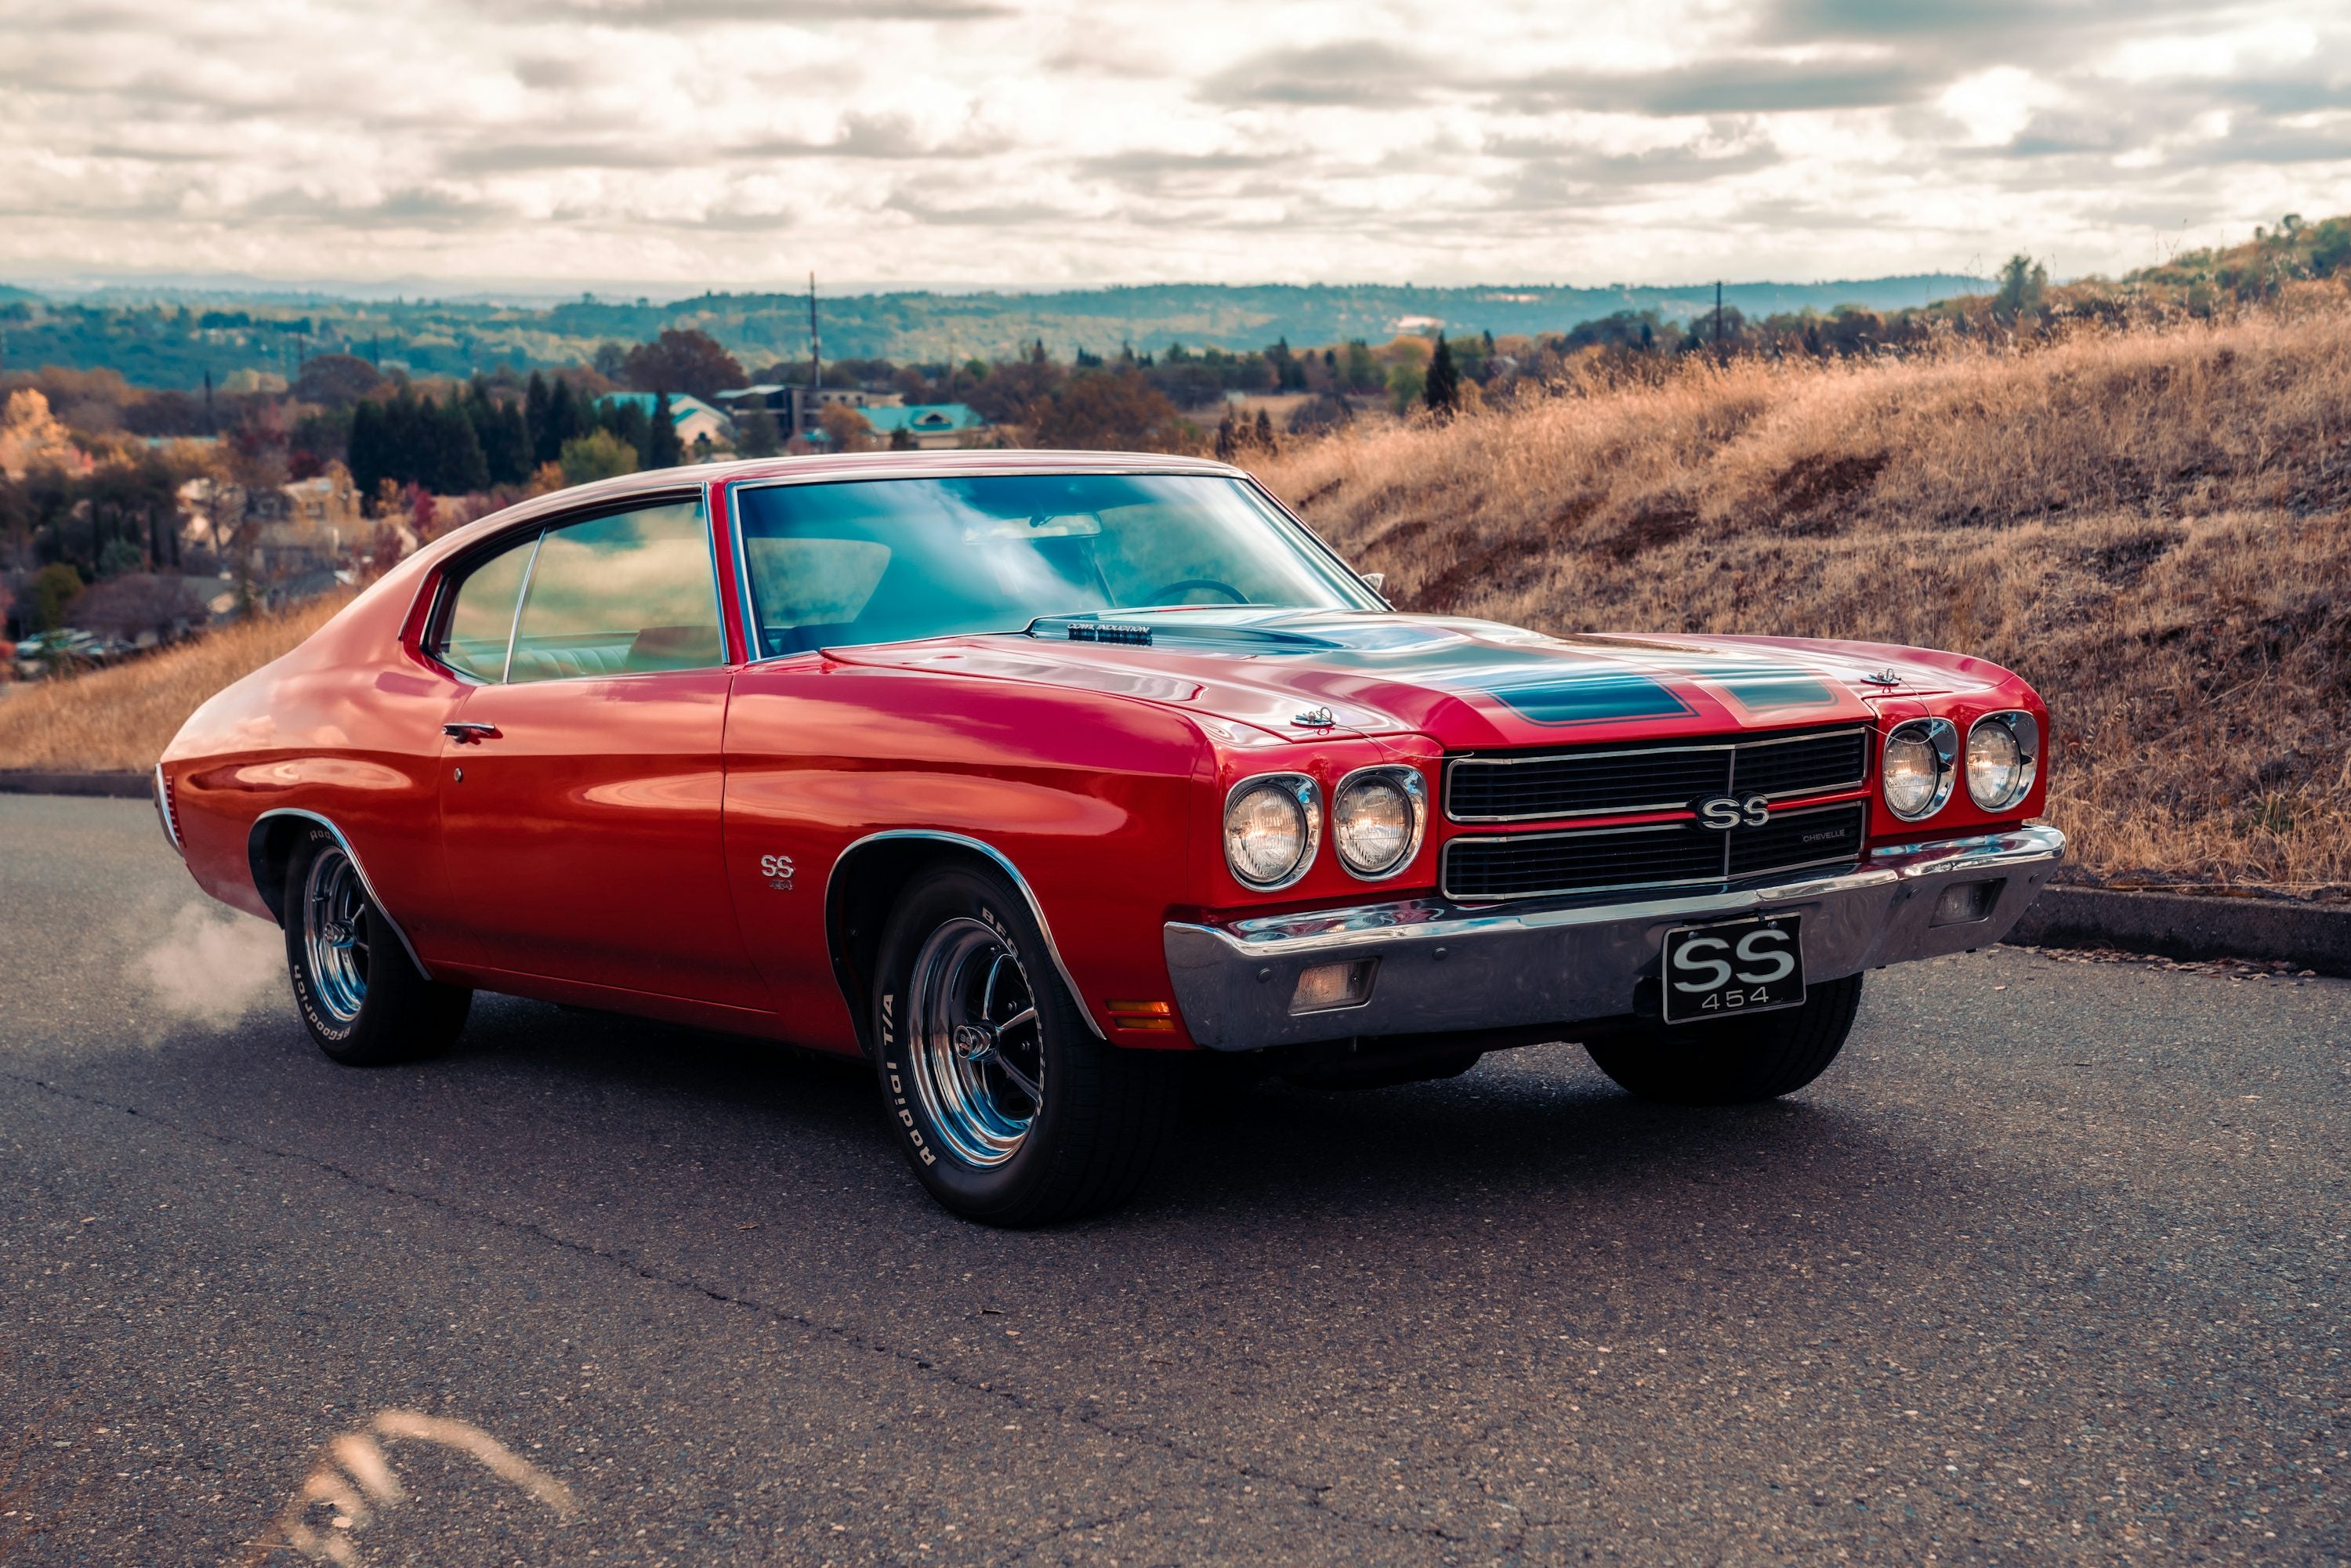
xmin=1223 ymin=772 xmax=1322 ymax=891
xmin=1330 ymin=765 xmax=1428 ymax=881
xmin=1882 ymin=717 xmax=1958 ymax=821
xmin=1965 ymin=710 xmax=2039 ymax=812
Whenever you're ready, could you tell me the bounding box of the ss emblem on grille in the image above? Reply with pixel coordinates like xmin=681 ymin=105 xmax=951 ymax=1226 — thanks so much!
xmin=1696 ymin=794 xmax=1771 ymax=831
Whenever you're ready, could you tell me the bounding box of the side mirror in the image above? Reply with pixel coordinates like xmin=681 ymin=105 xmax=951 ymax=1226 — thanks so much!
xmin=1363 ymin=572 xmax=1386 ymax=594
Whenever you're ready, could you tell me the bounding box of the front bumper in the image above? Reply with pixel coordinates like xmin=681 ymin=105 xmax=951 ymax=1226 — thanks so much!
xmin=1163 ymin=824 xmax=2065 ymax=1051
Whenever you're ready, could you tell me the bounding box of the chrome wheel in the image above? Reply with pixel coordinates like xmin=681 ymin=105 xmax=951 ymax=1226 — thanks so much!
xmin=905 ymin=918 xmax=1044 ymax=1168
xmin=301 ymin=846 xmax=371 ymax=1026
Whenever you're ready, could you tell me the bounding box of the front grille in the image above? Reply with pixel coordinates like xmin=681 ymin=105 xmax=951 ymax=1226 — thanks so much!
xmin=1441 ymin=802 xmax=1869 ymax=901
xmin=1445 ymin=726 xmax=1871 ymax=822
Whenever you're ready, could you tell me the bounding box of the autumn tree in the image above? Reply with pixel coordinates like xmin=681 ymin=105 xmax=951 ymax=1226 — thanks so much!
xmin=817 ymin=404 xmax=877 ymax=453
xmin=622 ymin=330 xmax=745 ymax=403
xmin=1031 ymin=371 xmax=1179 ymax=451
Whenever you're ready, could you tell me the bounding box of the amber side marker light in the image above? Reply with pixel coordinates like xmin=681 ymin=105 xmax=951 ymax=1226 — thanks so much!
xmin=1106 ymin=999 xmax=1177 ymax=1032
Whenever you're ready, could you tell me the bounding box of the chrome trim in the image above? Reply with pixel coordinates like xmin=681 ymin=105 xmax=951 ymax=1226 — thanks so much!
xmin=1882 ymin=716 xmax=1958 ymax=821
xmin=1438 ymin=798 xmax=1867 ymax=904
xmin=1444 ymin=725 xmax=1871 ymax=824
xmin=1965 ymin=709 xmax=2039 ymax=811
xmin=1223 ymin=772 xmax=1324 ymax=892
xmin=151 ymin=763 xmax=182 ymax=856
xmin=723 ymin=468 xmax=1385 ymax=665
xmin=824 ymin=829 xmax=1102 ymax=1039
xmin=1164 ymin=824 xmax=2066 ymax=1050
xmin=249 ymin=809 xmax=433 ymax=981
xmin=1331 ymin=765 xmax=1429 ymax=882
xmin=500 ymin=527 xmax=544 ymax=684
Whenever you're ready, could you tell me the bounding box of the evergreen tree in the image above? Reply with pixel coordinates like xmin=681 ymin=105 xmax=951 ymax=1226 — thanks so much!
xmin=647 ymin=392 xmax=683 ymax=469
xmin=348 ymin=399 xmax=386 ymax=495
xmin=436 ymin=396 xmax=489 ymax=494
xmin=1254 ymin=408 xmax=1277 ymax=453
xmin=525 ymin=372 xmax=554 ymax=465
xmin=1424 ymin=332 xmax=1462 ymax=416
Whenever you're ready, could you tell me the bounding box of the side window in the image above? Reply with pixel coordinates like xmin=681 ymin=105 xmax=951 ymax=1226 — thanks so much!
xmin=508 ymin=500 xmax=723 ymax=683
xmin=433 ymin=531 xmax=538 ymax=682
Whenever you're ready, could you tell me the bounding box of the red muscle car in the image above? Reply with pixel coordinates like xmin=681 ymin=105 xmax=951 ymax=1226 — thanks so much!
xmin=158 ymin=452 xmax=2062 ymax=1225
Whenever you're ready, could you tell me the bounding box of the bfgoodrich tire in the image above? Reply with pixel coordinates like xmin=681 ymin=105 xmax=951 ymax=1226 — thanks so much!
xmin=873 ymin=864 xmax=1178 ymax=1227
xmin=282 ymin=824 xmax=473 ymax=1066
xmin=1585 ymin=973 xmax=1862 ymax=1104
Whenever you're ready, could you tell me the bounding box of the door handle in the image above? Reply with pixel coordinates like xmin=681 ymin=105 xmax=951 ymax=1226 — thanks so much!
xmin=442 ymin=722 xmax=502 ymax=744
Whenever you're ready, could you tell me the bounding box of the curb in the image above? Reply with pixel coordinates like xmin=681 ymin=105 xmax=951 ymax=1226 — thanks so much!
xmin=2010 ymin=885 xmax=2351 ymax=978
xmin=0 ymin=770 xmax=151 ymax=799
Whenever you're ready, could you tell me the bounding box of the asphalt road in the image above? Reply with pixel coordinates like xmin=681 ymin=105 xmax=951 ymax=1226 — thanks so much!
xmin=2 ymin=795 xmax=2346 ymax=1566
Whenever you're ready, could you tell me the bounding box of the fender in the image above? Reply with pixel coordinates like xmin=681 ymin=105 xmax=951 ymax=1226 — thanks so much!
xmin=824 ymin=830 xmax=1103 ymax=1041
xmin=248 ymin=808 xmax=435 ymax=981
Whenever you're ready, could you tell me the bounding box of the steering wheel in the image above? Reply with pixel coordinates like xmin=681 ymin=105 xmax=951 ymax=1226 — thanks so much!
xmin=1147 ymin=578 xmax=1248 ymax=604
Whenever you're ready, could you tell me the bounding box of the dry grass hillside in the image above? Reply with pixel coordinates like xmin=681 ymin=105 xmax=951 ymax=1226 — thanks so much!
xmin=0 ymin=594 xmax=347 ymax=773
xmin=1259 ymin=302 xmax=2351 ymax=889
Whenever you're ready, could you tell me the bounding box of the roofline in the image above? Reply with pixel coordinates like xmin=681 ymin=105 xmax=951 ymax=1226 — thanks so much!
xmin=407 ymin=448 xmax=1259 ymax=568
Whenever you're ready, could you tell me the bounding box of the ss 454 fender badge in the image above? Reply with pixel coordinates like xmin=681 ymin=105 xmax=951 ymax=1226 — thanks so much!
xmin=759 ymin=853 xmax=795 ymax=890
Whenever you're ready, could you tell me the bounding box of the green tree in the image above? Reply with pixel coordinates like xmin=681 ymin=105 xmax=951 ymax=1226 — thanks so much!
xmin=735 ymin=407 xmax=782 ymax=458
xmin=1994 ymin=254 xmax=2048 ymax=323
xmin=647 ymin=393 xmax=683 ymax=468
xmin=1420 ymin=331 xmax=1458 ymax=416
xmin=27 ymin=561 xmax=85 ymax=632
xmin=558 ymin=429 xmax=639 ymax=487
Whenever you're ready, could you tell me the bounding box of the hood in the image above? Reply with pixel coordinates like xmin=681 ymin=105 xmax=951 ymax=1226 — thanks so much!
xmin=825 ymin=607 xmax=2009 ymax=749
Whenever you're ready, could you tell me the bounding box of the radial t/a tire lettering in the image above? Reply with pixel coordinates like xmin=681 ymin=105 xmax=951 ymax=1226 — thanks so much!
xmin=1585 ymin=973 xmax=1862 ymax=1104
xmin=282 ymin=824 xmax=473 ymax=1066
xmin=873 ymin=863 xmax=1178 ymax=1226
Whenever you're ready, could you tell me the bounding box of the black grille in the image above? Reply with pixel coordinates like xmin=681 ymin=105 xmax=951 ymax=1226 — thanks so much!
xmin=1446 ymin=726 xmax=1870 ymax=822
xmin=1733 ymin=729 xmax=1871 ymax=799
xmin=1727 ymin=802 xmax=1868 ymax=878
xmin=1442 ymin=801 xmax=1869 ymax=901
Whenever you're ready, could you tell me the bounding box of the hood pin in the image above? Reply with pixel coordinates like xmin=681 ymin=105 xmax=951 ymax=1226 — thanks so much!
xmin=1293 ymin=707 xmax=1337 ymax=730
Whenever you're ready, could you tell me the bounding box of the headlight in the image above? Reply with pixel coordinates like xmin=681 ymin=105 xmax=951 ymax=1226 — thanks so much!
xmin=1224 ymin=773 xmax=1320 ymax=889
xmin=1331 ymin=766 xmax=1427 ymax=879
xmin=1881 ymin=718 xmax=1956 ymax=820
xmin=1965 ymin=711 xmax=2038 ymax=810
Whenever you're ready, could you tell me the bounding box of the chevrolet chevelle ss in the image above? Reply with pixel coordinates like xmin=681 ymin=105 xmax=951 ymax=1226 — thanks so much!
xmin=158 ymin=451 xmax=2062 ymax=1225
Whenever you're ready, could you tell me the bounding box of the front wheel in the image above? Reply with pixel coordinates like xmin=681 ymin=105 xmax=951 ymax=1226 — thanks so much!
xmin=283 ymin=824 xmax=473 ymax=1066
xmin=873 ymin=864 xmax=1178 ymax=1226
xmin=1584 ymin=973 xmax=1862 ymax=1104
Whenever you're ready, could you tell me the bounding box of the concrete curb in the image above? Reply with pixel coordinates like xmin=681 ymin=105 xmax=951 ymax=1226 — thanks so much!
xmin=0 ymin=770 xmax=150 ymax=799
xmin=2010 ymin=885 xmax=2351 ymax=977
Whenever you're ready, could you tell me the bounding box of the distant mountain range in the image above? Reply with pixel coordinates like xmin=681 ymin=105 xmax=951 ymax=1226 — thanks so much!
xmin=0 ymin=275 xmax=1992 ymax=388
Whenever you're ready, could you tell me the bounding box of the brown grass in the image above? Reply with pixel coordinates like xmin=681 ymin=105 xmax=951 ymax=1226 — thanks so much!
xmin=0 ymin=594 xmax=349 ymax=773
xmin=1259 ymin=302 xmax=2351 ymax=889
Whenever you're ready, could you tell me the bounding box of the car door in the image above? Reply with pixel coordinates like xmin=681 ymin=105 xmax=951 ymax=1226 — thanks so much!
xmin=428 ymin=493 xmax=766 ymax=1014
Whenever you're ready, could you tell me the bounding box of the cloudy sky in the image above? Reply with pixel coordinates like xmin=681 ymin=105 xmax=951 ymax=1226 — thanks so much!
xmin=3 ymin=0 xmax=2348 ymax=294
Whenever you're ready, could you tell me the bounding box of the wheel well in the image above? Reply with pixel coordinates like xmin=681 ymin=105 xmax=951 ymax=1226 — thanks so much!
xmin=247 ymin=815 xmax=312 ymax=927
xmin=825 ymin=838 xmax=1009 ymax=1058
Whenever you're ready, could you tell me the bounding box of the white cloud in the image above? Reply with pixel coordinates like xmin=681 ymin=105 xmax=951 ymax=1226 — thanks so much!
xmin=0 ymin=0 xmax=2346 ymax=290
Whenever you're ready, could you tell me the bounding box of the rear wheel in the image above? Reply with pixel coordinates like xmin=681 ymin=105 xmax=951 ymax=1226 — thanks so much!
xmin=874 ymin=864 xmax=1177 ymax=1226
xmin=283 ymin=824 xmax=472 ymax=1066
xmin=1585 ymin=973 xmax=1862 ymax=1104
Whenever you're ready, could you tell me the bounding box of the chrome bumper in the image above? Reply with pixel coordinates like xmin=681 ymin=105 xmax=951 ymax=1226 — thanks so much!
xmin=1163 ymin=825 xmax=2066 ymax=1052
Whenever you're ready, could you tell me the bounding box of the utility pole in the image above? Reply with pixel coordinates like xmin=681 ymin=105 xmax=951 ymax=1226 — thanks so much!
xmin=1713 ymin=280 xmax=1723 ymax=362
xmin=808 ymin=271 xmax=822 ymax=389
xmin=806 ymin=271 xmax=822 ymax=437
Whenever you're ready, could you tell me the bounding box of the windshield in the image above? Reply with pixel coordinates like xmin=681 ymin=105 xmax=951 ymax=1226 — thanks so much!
xmin=733 ymin=473 xmax=1380 ymax=656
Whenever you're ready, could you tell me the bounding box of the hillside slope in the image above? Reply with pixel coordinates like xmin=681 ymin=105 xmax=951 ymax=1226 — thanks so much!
xmin=1259 ymin=303 xmax=2351 ymax=888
